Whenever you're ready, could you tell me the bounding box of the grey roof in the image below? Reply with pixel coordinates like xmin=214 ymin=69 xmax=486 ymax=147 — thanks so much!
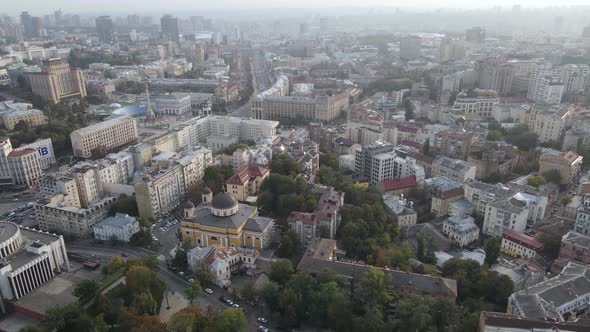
xmin=510 ymin=262 xmax=590 ymax=320
xmin=186 ymin=204 xmax=258 ymax=230
xmin=489 ymin=195 xmax=527 ymax=214
xmin=202 ymin=186 xmax=212 ymax=194
xmin=562 ymin=230 xmax=590 ymax=250
xmin=243 ymin=217 xmax=273 ymax=232
xmin=0 ymin=222 xmax=18 ymax=244
xmin=94 ymin=213 xmax=136 ymax=229
xmin=211 ymin=192 xmax=238 ymax=210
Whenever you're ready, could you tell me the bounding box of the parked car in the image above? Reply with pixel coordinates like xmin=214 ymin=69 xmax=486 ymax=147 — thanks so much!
xmin=258 ymin=326 xmax=269 ymax=332
xmin=205 ymin=288 xmax=213 ymax=294
xmin=257 ymin=318 xmax=268 ymax=324
xmin=232 ymin=303 xmax=240 ymax=308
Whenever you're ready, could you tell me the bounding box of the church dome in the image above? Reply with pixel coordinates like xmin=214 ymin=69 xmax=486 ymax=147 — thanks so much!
xmin=210 ymin=192 xmax=239 ymax=216
xmin=183 ymin=201 xmax=195 ymax=209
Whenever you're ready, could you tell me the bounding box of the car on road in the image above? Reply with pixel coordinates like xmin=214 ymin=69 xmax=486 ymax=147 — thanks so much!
xmin=257 ymin=318 xmax=268 ymax=324
xmin=205 ymin=288 xmax=213 ymax=294
xmin=219 ymin=296 xmax=233 ymax=306
xmin=232 ymin=303 xmax=240 ymax=308
xmin=258 ymin=326 xmax=269 ymax=332
xmin=188 ymin=278 xmax=194 ymax=283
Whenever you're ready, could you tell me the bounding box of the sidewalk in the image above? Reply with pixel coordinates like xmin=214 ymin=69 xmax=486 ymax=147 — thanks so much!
xmin=158 ymin=290 xmax=189 ymax=323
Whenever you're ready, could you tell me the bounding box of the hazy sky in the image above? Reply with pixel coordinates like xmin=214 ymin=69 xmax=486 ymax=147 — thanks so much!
xmin=5 ymin=0 xmax=590 ymax=15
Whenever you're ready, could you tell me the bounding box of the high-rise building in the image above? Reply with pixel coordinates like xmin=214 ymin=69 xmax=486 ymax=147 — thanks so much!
xmin=527 ymin=67 xmax=564 ymax=104
xmin=161 ymin=15 xmax=179 ymax=43
xmin=475 ymin=57 xmax=514 ymax=95
xmin=70 ymin=116 xmax=139 ymax=159
xmin=319 ymin=17 xmax=328 ymax=34
xmin=28 ymin=58 xmax=86 ymax=103
xmin=95 ymin=16 xmax=114 ymax=43
xmin=465 ymin=27 xmax=486 ymax=43
xmin=20 ymin=12 xmax=41 ymax=38
xmin=399 ymin=35 xmax=421 ymax=61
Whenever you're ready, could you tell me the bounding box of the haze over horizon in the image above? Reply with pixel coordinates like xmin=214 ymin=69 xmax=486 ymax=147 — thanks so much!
xmin=4 ymin=0 xmax=590 ymax=15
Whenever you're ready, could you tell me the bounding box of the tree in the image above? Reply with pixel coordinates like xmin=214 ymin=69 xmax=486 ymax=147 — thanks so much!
xmin=167 ymin=306 xmax=211 ymax=332
xmin=93 ymin=314 xmax=109 ymax=332
xmin=269 ymin=259 xmax=294 ymax=285
xmin=240 ymin=279 xmax=257 ymax=303
xmin=356 ymin=268 xmax=393 ymax=309
xmin=271 ymin=154 xmax=303 ymax=176
xmin=185 ymin=280 xmax=202 ymax=304
xmin=41 ymin=302 xmax=82 ymax=332
xmin=484 ymin=237 xmax=500 ymax=266
xmin=276 ymin=231 xmax=299 ymax=258
xmin=542 ymin=169 xmax=562 ymax=184
xmin=105 ymin=256 xmax=124 ymax=275
xmin=404 ymin=98 xmax=414 ymax=120
xmin=109 ymin=194 xmax=139 ymax=217
xmin=422 ymin=138 xmax=432 ymax=157
xmin=561 ymin=195 xmax=573 ymax=205
xmin=539 ymin=233 xmax=562 ymax=259
xmin=527 ymin=175 xmax=546 ymax=188
xmin=319 ymin=152 xmax=338 ymax=169
xmin=74 ymin=279 xmax=99 ymax=302
xmin=212 ymin=308 xmax=248 ymax=332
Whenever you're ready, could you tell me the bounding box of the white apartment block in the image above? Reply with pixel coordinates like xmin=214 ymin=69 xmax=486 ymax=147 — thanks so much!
xmin=7 ymin=149 xmax=43 ymax=187
xmin=152 ymin=94 xmax=192 ymax=115
xmin=432 ymin=156 xmax=476 ymax=183
xmin=451 ymin=89 xmax=499 ymax=120
xmin=442 ymin=215 xmax=480 ymax=247
xmin=483 ymin=195 xmax=529 ymax=237
xmin=370 ymin=151 xmax=417 ymax=185
xmin=15 ymin=138 xmax=57 ymax=170
xmin=70 ymin=116 xmax=139 ymax=158
xmin=93 ymin=213 xmax=140 ymax=242
xmin=528 ymin=105 xmax=572 ymax=143
xmin=135 ymin=164 xmax=186 ymax=220
xmin=527 ymin=68 xmax=565 ymax=104
xmin=0 ymin=222 xmax=70 ymax=300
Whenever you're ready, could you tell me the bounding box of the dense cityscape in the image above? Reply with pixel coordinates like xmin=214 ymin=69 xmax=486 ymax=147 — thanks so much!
xmin=0 ymin=2 xmax=587 ymax=332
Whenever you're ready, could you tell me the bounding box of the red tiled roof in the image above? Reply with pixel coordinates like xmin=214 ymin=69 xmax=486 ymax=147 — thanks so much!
xmin=8 ymin=148 xmax=36 ymax=157
xmin=503 ymin=229 xmax=544 ymax=251
xmin=412 ymin=152 xmax=434 ymax=165
xmin=400 ymin=140 xmax=422 ymax=149
xmin=377 ymin=176 xmax=417 ymax=192
xmin=560 ymin=150 xmax=580 ymax=163
xmin=226 ymin=164 xmax=269 ymax=186
xmin=397 ymin=125 xmax=419 ymax=133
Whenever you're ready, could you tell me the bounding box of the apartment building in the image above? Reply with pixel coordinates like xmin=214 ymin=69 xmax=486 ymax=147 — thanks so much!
xmin=500 ymin=229 xmax=543 ymax=258
xmin=527 ymin=67 xmax=565 ymax=104
xmin=475 ymin=57 xmax=514 ymax=95
xmin=527 ymin=105 xmax=572 ymax=143
xmin=432 ymin=156 xmax=476 ymax=183
xmin=70 ymin=116 xmax=139 ymax=158
xmin=483 ymin=195 xmax=528 ymax=237
xmin=383 ymin=194 xmax=417 ymax=227
xmin=467 ymin=140 xmax=518 ymax=179
xmin=433 ymin=130 xmax=476 ymax=161
xmin=559 ymin=230 xmax=590 ymax=265
xmin=428 ymin=176 xmax=464 ymax=217
xmin=574 ymin=193 xmax=590 ymax=235
xmin=28 ymin=58 xmax=86 ymax=103
xmin=508 ymin=262 xmax=590 ymax=321
xmin=288 ymin=187 xmax=345 ymax=243
xmin=35 ymin=195 xmax=115 ymax=238
xmin=539 ymin=150 xmax=583 ymax=185
xmin=451 ymin=89 xmax=500 ymax=120
xmin=442 ymin=215 xmax=480 ymax=248
xmin=0 ymin=222 xmax=70 ymax=301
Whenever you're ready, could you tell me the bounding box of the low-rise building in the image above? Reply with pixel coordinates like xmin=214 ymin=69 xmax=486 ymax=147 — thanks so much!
xmin=383 ymin=194 xmax=417 ymax=227
xmin=539 ymin=150 xmax=583 ymax=185
xmin=428 ymin=176 xmax=464 ymax=217
xmin=501 ymin=229 xmax=543 ymax=258
xmin=508 ymin=262 xmax=590 ymax=321
xmin=93 ymin=213 xmax=140 ymax=242
xmin=1 ymin=109 xmax=47 ymax=131
xmin=491 ymin=258 xmax=545 ymax=292
xmin=442 ymin=215 xmax=480 ymax=247
xmin=559 ymin=230 xmax=590 ymax=265
xmin=574 ymin=193 xmax=590 ymax=235
xmin=188 ymin=245 xmax=258 ymax=287
xmin=432 ymin=156 xmax=476 ymax=183
xmin=226 ymin=165 xmax=269 ymax=202
xmin=479 ymin=311 xmax=590 ymax=331
xmin=288 ymin=187 xmax=345 ymax=243
xmin=376 ymin=176 xmax=417 ymax=195
xmin=467 ymin=140 xmax=518 ymax=179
